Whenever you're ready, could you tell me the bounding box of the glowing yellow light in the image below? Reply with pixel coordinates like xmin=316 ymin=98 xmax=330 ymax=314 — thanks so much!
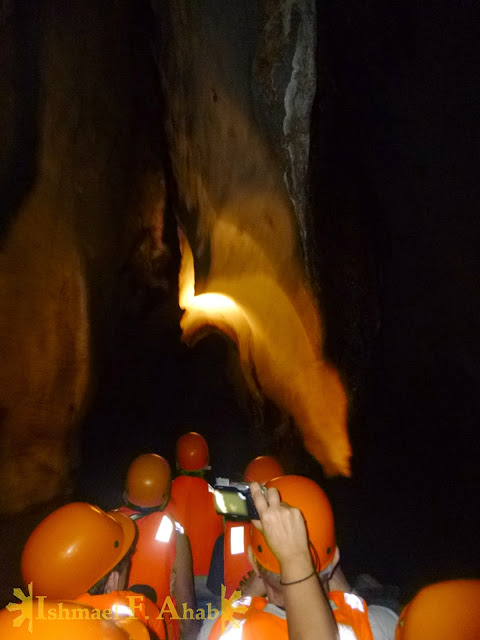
xmin=189 ymin=293 xmax=237 ymax=312
xmin=177 ymin=222 xmax=351 ymax=477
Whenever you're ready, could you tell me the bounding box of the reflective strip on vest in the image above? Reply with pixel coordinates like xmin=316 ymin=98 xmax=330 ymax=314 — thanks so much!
xmin=232 ymin=596 xmax=252 ymax=608
xmin=338 ymin=623 xmax=359 ymax=640
xmin=329 ymin=591 xmax=373 ymax=640
xmin=230 ymin=526 xmax=245 ymax=555
xmin=155 ymin=514 xmax=174 ymax=542
xmin=344 ymin=593 xmax=364 ymax=613
xmin=174 ymin=520 xmax=185 ymax=534
xmin=111 ymin=603 xmax=134 ymax=618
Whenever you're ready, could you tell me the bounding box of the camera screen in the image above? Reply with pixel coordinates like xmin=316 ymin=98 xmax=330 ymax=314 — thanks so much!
xmin=213 ymin=487 xmax=249 ymax=517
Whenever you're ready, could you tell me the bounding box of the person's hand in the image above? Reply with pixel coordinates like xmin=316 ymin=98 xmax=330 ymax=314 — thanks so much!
xmin=251 ymin=484 xmax=339 ymax=640
xmin=250 ymin=482 xmax=312 ymax=569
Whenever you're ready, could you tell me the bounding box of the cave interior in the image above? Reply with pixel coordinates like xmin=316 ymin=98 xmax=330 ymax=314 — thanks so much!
xmin=0 ymin=0 xmax=479 ymax=608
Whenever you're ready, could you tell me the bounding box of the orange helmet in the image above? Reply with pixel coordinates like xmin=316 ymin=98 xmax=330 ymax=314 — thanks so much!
xmin=395 ymin=580 xmax=480 ymax=640
xmin=244 ymin=456 xmax=284 ymax=484
xmin=176 ymin=432 xmax=209 ymax=471
xmin=21 ymin=503 xmax=136 ymax=600
xmin=125 ymin=453 xmax=171 ymax=508
xmin=250 ymin=475 xmax=336 ymax=574
xmin=0 ymin=600 xmax=130 ymax=639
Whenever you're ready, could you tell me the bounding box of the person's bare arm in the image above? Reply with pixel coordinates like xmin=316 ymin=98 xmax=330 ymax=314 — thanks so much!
xmin=250 ymin=482 xmax=339 ymax=640
xmin=172 ymin=532 xmax=200 ymax=640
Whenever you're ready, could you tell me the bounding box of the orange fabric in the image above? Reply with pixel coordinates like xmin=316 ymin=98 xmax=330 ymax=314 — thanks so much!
xmin=170 ymin=475 xmax=223 ymax=575
xmin=117 ymin=505 xmax=140 ymax=517
xmin=329 ymin=591 xmax=374 ymax=640
xmin=128 ymin=511 xmax=177 ymax=608
xmin=111 ymin=617 xmax=150 ymax=640
xmin=208 ymin=597 xmax=287 ymax=639
xmin=223 ymin=521 xmax=253 ymax=598
xmin=209 ymin=593 xmax=374 ymax=640
xmin=116 ymin=505 xmax=181 ymax=638
xmin=77 ymin=591 xmax=174 ymax=640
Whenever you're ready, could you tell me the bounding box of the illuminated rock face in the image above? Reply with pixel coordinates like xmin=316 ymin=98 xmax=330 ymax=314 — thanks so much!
xmin=158 ymin=1 xmax=351 ymax=476
xmin=0 ymin=1 xmax=167 ymax=514
xmin=0 ymin=188 xmax=90 ymax=514
xmin=179 ymin=232 xmax=350 ymax=476
xmin=0 ymin=0 xmax=351 ymax=514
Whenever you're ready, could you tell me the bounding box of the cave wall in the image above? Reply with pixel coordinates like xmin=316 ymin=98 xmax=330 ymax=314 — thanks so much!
xmin=0 ymin=0 xmax=353 ymax=514
xmin=2 ymin=0 xmax=477 ymax=602
xmin=0 ymin=0 xmax=167 ymax=514
xmin=156 ymin=0 xmax=351 ymax=475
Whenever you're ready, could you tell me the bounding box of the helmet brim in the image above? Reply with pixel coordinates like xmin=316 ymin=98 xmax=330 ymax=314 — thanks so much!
xmin=109 ymin=511 xmax=137 ymax=566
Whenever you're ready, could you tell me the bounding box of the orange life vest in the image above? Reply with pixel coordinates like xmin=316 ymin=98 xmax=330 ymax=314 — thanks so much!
xmin=117 ymin=507 xmax=178 ymax=610
xmin=77 ymin=590 xmax=177 ymax=640
xmin=223 ymin=521 xmax=253 ymax=598
xmin=209 ymin=592 xmax=374 ymax=640
xmin=170 ymin=475 xmax=223 ymax=575
xmin=329 ymin=591 xmax=374 ymax=640
xmin=208 ymin=596 xmax=286 ymax=639
xmin=117 ymin=505 xmax=139 ymax=517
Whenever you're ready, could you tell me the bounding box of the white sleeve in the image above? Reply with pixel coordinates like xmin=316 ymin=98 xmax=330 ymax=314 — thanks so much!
xmin=197 ymin=616 xmax=217 ymax=640
xmin=368 ymin=605 xmax=399 ymax=640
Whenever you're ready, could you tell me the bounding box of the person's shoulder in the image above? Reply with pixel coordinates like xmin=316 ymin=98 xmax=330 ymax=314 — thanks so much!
xmin=196 ymin=615 xmax=217 ymax=640
xmin=368 ymin=605 xmax=399 ymax=640
xmin=171 ymin=475 xmax=197 ymax=489
xmin=263 ymin=601 xmax=287 ymax=619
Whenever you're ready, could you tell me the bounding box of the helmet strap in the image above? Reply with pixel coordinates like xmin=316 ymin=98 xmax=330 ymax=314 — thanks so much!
xmin=176 ymin=468 xmax=208 ymax=478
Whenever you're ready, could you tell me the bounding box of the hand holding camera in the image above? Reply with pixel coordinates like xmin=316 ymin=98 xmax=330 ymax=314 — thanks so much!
xmin=213 ymin=480 xmax=267 ymax=520
xmin=250 ymin=481 xmax=313 ymax=575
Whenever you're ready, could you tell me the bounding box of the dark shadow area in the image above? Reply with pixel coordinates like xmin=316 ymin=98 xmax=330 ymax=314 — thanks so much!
xmin=0 ymin=496 xmax=70 ymax=609
xmin=0 ymin=0 xmax=42 ymax=242
xmin=313 ymin=0 xmax=480 ymax=602
xmin=75 ymin=326 xmax=265 ymax=511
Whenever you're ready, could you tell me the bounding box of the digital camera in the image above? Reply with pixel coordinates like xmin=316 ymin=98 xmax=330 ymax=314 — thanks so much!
xmin=213 ymin=480 xmax=266 ymax=520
